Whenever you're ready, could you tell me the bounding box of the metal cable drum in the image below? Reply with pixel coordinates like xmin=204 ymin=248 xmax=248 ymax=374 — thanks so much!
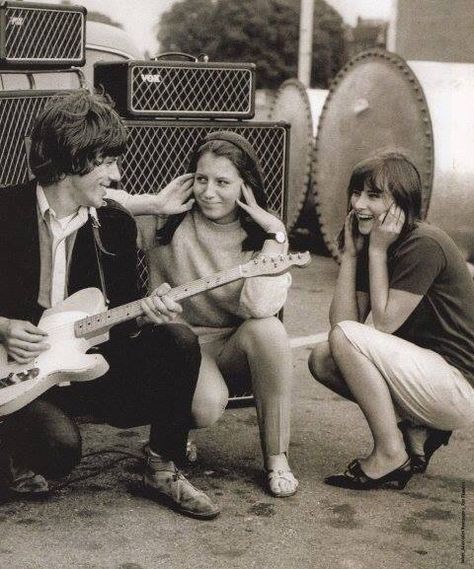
xmin=270 ymin=79 xmax=328 ymax=232
xmin=312 ymin=49 xmax=439 ymax=260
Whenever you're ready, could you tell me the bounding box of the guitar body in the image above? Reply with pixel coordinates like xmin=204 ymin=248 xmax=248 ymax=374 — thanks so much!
xmin=0 ymin=289 xmax=110 ymax=417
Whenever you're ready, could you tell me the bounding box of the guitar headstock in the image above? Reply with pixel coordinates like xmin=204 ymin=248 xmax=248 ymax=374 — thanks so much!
xmin=241 ymin=251 xmax=311 ymax=277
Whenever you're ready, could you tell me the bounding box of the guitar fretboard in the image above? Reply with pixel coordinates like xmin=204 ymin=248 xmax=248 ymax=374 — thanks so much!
xmin=74 ymin=264 xmax=245 ymax=339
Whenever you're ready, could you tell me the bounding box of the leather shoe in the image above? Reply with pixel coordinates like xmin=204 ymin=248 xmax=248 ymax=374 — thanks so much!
xmin=143 ymin=450 xmax=219 ymax=520
xmin=399 ymin=422 xmax=452 ymax=474
xmin=325 ymin=458 xmax=412 ymax=491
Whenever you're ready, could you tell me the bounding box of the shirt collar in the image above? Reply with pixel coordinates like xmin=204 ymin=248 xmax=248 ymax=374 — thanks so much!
xmin=36 ymin=184 xmax=99 ymax=224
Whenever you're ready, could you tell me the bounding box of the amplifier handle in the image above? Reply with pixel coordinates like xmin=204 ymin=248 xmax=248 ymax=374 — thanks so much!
xmin=152 ymin=52 xmax=209 ymax=62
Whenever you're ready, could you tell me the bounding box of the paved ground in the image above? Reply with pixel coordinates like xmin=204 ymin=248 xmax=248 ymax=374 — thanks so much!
xmin=1 ymin=254 xmax=472 ymax=569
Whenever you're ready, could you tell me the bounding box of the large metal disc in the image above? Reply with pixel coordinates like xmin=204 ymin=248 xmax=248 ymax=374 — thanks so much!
xmin=312 ymin=49 xmax=434 ymax=259
xmin=270 ymin=78 xmax=315 ymax=231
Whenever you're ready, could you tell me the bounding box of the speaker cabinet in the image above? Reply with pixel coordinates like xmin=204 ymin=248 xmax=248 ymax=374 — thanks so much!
xmin=94 ymin=60 xmax=256 ymax=119
xmin=0 ymin=1 xmax=86 ymax=67
xmin=0 ymin=89 xmax=79 ymax=188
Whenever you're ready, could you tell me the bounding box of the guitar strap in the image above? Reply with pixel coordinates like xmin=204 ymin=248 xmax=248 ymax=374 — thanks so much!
xmin=90 ymin=216 xmax=114 ymax=307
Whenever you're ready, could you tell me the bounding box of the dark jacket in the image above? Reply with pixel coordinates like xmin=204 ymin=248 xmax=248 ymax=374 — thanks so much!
xmin=0 ymin=180 xmax=140 ymax=335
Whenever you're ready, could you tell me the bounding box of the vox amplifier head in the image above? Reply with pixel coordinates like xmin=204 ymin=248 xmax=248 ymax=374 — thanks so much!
xmin=0 ymin=1 xmax=86 ymax=67
xmin=94 ymin=59 xmax=256 ymax=119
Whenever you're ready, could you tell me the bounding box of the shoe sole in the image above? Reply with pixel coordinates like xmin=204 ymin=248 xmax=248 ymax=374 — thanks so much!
xmin=141 ymin=483 xmax=220 ymax=520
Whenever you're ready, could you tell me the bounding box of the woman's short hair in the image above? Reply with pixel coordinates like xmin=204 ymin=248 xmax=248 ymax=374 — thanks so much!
xmin=338 ymin=151 xmax=423 ymax=251
xmin=29 ymin=90 xmax=128 ymax=186
xmin=158 ymin=132 xmax=272 ymax=251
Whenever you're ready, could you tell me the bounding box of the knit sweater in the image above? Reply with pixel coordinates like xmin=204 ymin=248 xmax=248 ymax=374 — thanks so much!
xmin=138 ymin=209 xmax=291 ymax=343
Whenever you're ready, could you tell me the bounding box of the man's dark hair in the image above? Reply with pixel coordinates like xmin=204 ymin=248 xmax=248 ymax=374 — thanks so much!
xmin=29 ymin=90 xmax=128 ymax=186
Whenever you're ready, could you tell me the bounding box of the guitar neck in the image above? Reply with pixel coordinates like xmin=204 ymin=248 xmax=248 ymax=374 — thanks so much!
xmin=74 ymin=264 xmax=244 ymax=339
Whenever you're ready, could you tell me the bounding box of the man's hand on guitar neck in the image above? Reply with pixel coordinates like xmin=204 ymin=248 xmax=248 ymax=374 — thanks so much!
xmin=137 ymin=283 xmax=183 ymax=328
xmin=0 ymin=317 xmax=50 ymax=364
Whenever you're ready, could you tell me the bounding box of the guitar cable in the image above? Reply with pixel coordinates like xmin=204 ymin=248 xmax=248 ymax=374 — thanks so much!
xmin=52 ymin=448 xmax=143 ymax=490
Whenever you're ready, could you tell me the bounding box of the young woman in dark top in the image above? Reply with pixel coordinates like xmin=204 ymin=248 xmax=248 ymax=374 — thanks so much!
xmin=308 ymin=152 xmax=474 ymax=490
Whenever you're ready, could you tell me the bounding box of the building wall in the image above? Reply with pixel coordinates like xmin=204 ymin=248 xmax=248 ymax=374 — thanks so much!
xmin=393 ymin=0 xmax=474 ymax=62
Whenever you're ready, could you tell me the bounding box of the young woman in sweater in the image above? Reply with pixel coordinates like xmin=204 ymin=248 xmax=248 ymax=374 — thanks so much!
xmin=136 ymin=131 xmax=298 ymax=498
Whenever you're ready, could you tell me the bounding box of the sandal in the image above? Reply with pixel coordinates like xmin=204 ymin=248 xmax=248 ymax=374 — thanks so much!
xmin=399 ymin=422 xmax=452 ymax=474
xmin=324 ymin=458 xmax=413 ymax=491
xmin=266 ymin=469 xmax=299 ymax=498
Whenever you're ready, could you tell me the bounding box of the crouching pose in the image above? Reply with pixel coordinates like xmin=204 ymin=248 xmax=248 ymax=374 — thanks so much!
xmin=0 ymin=91 xmax=219 ymax=519
xmin=308 ymin=152 xmax=474 ymax=490
xmin=138 ymin=132 xmax=298 ymax=497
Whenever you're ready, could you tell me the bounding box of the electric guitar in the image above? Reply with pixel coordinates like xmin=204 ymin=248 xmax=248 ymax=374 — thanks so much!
xmin=0 ymin=251 xmax=311 ymax=416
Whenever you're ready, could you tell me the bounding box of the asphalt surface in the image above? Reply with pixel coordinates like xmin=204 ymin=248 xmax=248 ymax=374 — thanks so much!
xmin=1 ymin=254 xmax=472 ymax=569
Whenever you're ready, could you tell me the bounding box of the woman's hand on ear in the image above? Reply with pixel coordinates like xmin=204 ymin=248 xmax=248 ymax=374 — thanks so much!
xmin=370 ymin=204 xmax=405 ymax=253
xmin=236 ymin=184 xmax=286 ymax=234
xmin=154 ymin=173 xmax=195 ymax=215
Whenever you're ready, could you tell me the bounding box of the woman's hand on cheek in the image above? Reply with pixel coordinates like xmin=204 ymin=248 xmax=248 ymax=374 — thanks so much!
xmin=236 ymin=184 xmax=285 ymax=233
xmin=370 ymin=204 xmax=405 ymax=252
xmin=343 ymin=210 xmax=364 ymax=257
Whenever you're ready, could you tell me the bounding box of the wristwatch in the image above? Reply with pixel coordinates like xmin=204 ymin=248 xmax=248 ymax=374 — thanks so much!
xmin=264 ymin=230 xmax=287 ymax=244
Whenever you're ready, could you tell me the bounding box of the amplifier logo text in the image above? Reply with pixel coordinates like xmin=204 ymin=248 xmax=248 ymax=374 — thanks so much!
xmin=141 ymin=73 xmax=162 ymax=84
xmin=8 ymin=16 xmax=24 ymax=26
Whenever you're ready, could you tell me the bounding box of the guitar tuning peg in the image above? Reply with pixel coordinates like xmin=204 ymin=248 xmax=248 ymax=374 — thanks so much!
xmin=279 ymin=255 xmax=284 ymax=261
xmin=289 ymin=254 xmax=293 ymax=259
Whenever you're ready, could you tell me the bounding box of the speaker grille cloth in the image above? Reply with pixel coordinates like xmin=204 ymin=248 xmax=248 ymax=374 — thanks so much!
xmin=0 ymin=94 xmax=58 ymax=188
xmin=4 ymin=6 xmax=83 ymax=61
xmin=130 ymin=65 xmax=252 ymax=115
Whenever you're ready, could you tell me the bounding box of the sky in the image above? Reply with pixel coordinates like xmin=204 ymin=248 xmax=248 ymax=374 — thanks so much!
xmin=28 ymin=0 xmax=393 ymax=55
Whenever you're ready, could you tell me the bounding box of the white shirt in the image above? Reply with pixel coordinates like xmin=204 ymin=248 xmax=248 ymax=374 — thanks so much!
xmin=36 ymin=186 xmax=98 ymax=307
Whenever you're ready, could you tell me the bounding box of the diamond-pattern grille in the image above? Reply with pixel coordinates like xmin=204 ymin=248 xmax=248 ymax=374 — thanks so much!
xmin=130 ymin=65 xmax=253 ymax=117
xmin=3 ymin=5 xmax=84 ymax=63
xmin=0 ymin=93 xmax=65 ymax=188
xmin=121 ymin=121 xmax=289 ymax=291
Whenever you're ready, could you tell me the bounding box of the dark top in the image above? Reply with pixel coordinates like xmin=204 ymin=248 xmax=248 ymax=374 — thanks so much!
xmin=0 ymin=179 xmax=140 ymax=337
xmin=356 ymin=222 xmax=474 ymax=386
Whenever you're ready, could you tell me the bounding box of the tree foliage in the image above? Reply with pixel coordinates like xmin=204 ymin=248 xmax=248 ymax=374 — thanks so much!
xmin=59 ymin=1 xmax=124 ymax=29
xmin=157 ymin=0 xmax=346 ymax=89
xmin=87 ymin=11 xmax=124 ymax=30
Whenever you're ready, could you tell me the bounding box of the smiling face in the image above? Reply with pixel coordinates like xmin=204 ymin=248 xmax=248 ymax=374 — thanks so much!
xmin=193 ymin=151 xmax=243 ymax=224
xmin=350 ymin=181 xmax=393 ymax=235
xmin=68 ymin=156 xmax=121 ymax=209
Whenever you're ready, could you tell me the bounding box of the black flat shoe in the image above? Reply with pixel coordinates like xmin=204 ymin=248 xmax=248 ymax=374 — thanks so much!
xmin=399 ymin=422 xmax=452 ymax=474
xmin=324 ymin=458 xmax=413 ymax=491
xmin=413 ymin=429 xmax=452 ymax=474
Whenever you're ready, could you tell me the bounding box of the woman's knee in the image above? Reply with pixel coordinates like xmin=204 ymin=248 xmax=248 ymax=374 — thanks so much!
xmin=308 ymin=341 xmax=331 ymax=381
xmin=192 ymin=381 xmax=228 ymax=428
xmin=238 ymin=317 xmax=288 ymax=352
xmin=328 ymin=322 xmax=358 ymax=356
xmin=191 ymin=357 xmax=229 ymax=428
